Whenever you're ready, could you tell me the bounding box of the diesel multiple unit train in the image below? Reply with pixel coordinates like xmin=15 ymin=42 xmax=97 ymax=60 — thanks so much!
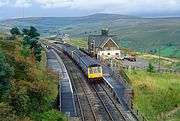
xmin=62 ymin=44 xmax=103 ymax=81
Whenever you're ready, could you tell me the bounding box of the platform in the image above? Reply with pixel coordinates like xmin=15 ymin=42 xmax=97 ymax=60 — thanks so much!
xmin=103 ymin=75 xmax=129 ymax=111
xmin=46 ymin=49 xmax=77 ymax=116
xmin=95 ymin=58 xmax=130 ymax=111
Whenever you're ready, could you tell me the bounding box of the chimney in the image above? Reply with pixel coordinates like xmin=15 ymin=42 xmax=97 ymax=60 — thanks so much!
xmin=101 ymin=28 xmax=109 ymax=36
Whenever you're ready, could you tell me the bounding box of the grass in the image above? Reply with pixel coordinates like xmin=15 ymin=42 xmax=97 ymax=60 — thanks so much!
xmin=153 ymin=46 xmax=179 ymax=58
xmin=125 ymin=70 xmax=180 ymax=121
xmin=167 ymin=109 xmax=180 ymax=121
xmin=0 ymin=33 xmax=10 ymax=37
xmin=66 ymin=38 xmax=88 ymax=49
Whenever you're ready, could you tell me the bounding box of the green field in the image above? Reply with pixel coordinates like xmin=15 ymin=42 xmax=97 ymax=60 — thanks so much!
xmin=153 ymin=46 xmax=180 ymax=58
xmin=66 ymin=38 xmax=88 ymax=49
xmin=126 ymin=70 xmax=180 ymax=121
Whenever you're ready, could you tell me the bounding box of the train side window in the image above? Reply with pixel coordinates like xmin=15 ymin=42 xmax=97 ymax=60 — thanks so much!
xmin=93 ymin=67 xmax=97 ymax=74
xmin=98 ymin=67 xmax=101 ymax=73
xmin=89 ymin=68 xmax=93 ymax=74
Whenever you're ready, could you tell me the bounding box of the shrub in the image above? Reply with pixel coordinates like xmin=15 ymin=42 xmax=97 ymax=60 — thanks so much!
xmin=147 ymin=62 xmax=155 ymax=73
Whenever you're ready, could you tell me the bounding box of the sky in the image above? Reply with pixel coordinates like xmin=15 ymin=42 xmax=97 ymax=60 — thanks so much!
xmin=1 ymin=0 xmax=180 ymax=19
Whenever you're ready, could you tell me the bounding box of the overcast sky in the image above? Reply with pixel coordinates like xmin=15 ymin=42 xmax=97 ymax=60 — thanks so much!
xmin=1 ymin=0 xmax=180 ymax=19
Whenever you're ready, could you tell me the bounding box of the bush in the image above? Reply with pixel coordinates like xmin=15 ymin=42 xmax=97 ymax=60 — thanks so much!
xmin=31 ymin=110 xmax=65 ymax=121
xmin=147 ymin=62 xmax=155 ymax=73
xmin=0 ymin=51 xmax=14 ymax=101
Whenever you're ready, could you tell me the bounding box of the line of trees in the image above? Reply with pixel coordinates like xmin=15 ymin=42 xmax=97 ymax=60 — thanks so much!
xmin=10 ymin=26 xmax=42 ymax=62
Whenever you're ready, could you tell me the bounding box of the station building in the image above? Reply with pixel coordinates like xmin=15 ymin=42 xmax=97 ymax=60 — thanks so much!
xmin=88 ymin=28 xmax=120 ymax=59
xmin=55 ymin=33 xmax=70 ymax=44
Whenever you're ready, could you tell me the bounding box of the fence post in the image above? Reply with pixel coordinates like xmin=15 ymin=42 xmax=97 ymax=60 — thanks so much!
xmin=137 ymin=109 xmax=139 ymax=115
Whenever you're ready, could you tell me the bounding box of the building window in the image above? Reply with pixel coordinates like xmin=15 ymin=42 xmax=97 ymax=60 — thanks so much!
xmin=116 ymin=53 xmax=119 ymax=55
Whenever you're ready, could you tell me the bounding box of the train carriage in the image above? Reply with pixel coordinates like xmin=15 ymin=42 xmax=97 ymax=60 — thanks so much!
xmin=73 ymin=50 xmax=87 ymax=64
xmin=62 ymin=44 xmax=103 ymax=82
xmin=62 ymin=44 xmax=76 ymax=57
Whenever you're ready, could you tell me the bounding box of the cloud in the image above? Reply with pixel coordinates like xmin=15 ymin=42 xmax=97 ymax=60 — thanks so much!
xmin=0 ymin=0 xmax=32 ymax=8
xmin=35 ymin=0 xmax=72 ymax=8
xmin=0 ymin=0 xmax=9 ymax=7
xmin=1 ymin=0 xmax=180 ymax=17
xmin=12 ymin=0 xmax=32 ymax=8
xmin=34 ymin=0 xmax=180 ymax=14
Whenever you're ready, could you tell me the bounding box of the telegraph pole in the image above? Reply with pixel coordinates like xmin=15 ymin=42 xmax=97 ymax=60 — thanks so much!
xmin=158 ymin=43 xmax=161 ymax=71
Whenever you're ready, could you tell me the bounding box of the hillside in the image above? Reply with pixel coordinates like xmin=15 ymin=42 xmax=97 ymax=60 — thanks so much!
xmin=0 ymin=33 xmax=66 ymax=120
xmin=0 ymin=13 xmax=180 ymax=58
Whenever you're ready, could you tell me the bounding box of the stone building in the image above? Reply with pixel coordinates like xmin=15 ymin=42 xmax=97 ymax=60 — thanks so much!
xmin=88 ymin=28 xmax=120 ymax=59
xmin=55 ymin=33 xmax=70 ymax=44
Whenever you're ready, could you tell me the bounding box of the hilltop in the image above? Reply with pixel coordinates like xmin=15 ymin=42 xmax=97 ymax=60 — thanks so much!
xmin=0 ymin=13 xmax=180 ymax=58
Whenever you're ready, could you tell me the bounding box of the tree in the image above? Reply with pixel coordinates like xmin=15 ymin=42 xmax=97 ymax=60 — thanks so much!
xmin=28 ymin=26 xmax=40 ymax=39
xmin=21 ymin=26 xmax=42 ymax=62
xmin=22 ymin=26 xmax=40 ymax=39
xmin=147 ymin=62 xmax=155 ymax=73
xmin=0 ymin=51 xmax=14 ymax=101
xmin=0 ymin=103 xmax=20 ymax=121
xmin=10 ymin=27 xmax=21 ymax=35
xmin=34 ymin=43 xmax=42 ymax=62
xmin=0 ymin=103 xmax=32 ymax=121
xmin=10 ymin=86 xmax=29 ymax=117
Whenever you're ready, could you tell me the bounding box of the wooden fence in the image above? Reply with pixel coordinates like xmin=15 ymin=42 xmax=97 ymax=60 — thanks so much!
xmin=115 ymin=65 xmax=180 ymax=74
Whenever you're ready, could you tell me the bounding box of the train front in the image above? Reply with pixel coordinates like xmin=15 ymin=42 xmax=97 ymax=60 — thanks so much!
xmin=88 ymin=64 xmax=103 ymax=81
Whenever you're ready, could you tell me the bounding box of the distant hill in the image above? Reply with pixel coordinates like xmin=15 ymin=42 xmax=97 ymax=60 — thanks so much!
xmin=0 ymin=13 xmax=180 ymax=58
xmin=0 ymin=13 xmax=138 ymax=27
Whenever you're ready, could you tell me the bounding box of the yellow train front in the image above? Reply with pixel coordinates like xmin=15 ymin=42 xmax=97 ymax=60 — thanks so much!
xmin=88 ymin=65 xmax=103 ymax=81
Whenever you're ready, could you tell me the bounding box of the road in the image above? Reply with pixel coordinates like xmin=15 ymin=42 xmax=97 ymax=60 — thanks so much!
xmin=122 ymin=58 xmax=169 ymax=70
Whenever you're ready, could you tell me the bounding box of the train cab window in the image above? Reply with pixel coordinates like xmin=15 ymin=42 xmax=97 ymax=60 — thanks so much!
xmin=93 ymin=68 xmax=97 ymax=74
xmin=98 ymin=67 xmax=101 ymax=73
xmin=89 ymin=68 xmax=93 ymax=74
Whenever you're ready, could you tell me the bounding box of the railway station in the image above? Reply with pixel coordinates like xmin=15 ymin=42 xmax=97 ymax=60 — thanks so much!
xmin=42 ymin=41 xmax=138 ymax=121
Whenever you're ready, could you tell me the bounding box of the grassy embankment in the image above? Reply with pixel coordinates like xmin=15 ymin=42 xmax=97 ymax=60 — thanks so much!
xmin=126 ymin=70 xmax=180 ymax=121
xmin=0 ymin=34 xmax=66 ymax=121
xmin=66 ymin=38 xmax=88 ymax=49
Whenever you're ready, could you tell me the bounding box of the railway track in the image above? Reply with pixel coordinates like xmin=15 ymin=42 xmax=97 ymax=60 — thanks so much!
xmin=69 ymin=67 xmax=97 ymax=121
xmin=46 ymin=43 xmax=128 ymax=121
xmin=91 ymin=83 xmax=127 ymax=121
xmin=53 ymin=46 xmax=97 ymax=121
